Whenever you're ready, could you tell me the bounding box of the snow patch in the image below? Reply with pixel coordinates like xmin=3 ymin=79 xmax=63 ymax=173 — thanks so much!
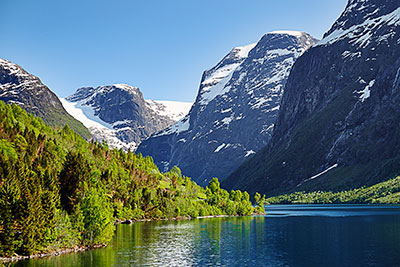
xmin=112 ymin=119 xmax=133 ymax=127
xmin=60 ymin=98 xmax=113 ymax=129
xmin=146 ymin=99 xmax=192 ymax=121
xmin=297 ymin=164 xmax=339 ymax=187
xmin=317 ymin=7 xmax=400 ymax=47
xmin=0 ymin=58 xmax=30 ymax=78
xmin=235 ymin=43 xmax=257 ymax=58
xmin=214 ymin=143 xmax=225 ymax=153
xmin=199 ymin=64 xmax=240 ymax=105
xmin=221 ymin=108 xmax=232 ymax=113
xmin=357 ymin=80 xmax=375 ymax=102
xmin=245 ymin=150 xmax=256 ymax=157
xmin=269 ymin=30 xmax=306 ymax=38
xmin=113 ymin=84 xmax=139 ymax=94
xmin=60 ymin=98 xmax=138 ymax=151
xmin=153 ymin=115 xmax=190 ymax=137
xmin=221 ymin=117 xmax=233 ymax=125
xmin=252 ymin=97 xmax=273 ymax=109
xmin=199 ymin=43 xmax=256 ymax=106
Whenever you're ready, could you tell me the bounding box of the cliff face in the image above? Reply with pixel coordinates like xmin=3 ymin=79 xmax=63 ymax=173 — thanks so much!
xmin=138 ymin=32 xmax=317 ymax=186
xmin=224 ymin=0 xmax=400 ymax=195
xmin=0 ymin=58 xmax=91 ymax=138
xmin=63 ymin=84 xmax=191 ymax=151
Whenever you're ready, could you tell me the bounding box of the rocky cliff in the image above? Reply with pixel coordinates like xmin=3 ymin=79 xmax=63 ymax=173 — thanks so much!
xmin=138 ymin=31 xmax=317 ymax=186
xmin=62 ymin=84 xmax=191 ymax=151
xmin=224 ymin=0 xmax=400 ymax=195
xmin=0 ymin=58 xmax=91 ymax=138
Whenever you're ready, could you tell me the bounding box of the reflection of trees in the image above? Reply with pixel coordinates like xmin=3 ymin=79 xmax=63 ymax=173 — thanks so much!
xmin=19 ymin=217 xmax=267 ymax=266
xmin=17 ymin=210 xmax=400 ymax=266
xmin=112 ymin=221 xmax=198 ymax=265
xmin=17 ymin=242 xmax=118 ymax=267
xmin=112 ymin=218 xmax=254 ymax=266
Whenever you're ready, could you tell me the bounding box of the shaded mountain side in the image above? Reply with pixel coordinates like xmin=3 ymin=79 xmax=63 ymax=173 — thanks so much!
xmin=138 ymin=31 xmax=317 ymax=186
xmin=224 ymin=0 xmax=400 ymax=196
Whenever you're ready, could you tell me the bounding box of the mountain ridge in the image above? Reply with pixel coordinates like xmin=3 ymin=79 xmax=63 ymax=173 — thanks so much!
xmin=63 ymin=84 xmax=191 ymax=151
xmin=0 ymin=58 xmax=91 ymax=139
xmin=224 ymin=0 xmax=400 ymax=195
xmin=138 ymin=31 xmax=318 ymax=186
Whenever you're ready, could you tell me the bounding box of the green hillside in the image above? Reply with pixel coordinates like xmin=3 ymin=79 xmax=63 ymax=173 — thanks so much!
xmin=266 ymin=176 xmax=400 ymax=204
xmin=0 ymin=101 xmax=264 ymax=258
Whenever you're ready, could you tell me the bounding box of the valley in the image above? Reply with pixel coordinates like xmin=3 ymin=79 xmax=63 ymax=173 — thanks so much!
xmin=1 ymin=0 xmax=400 ymax=265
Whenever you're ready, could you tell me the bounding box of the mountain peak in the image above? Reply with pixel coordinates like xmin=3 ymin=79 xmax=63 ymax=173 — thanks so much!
xmin=66 ymin=84 xmax=141 ymax=103
xmin=224 ymin=0 xmax=400 ymax=195
xmin=0 ymin=58 xmax=34 ymax=80
xmin=113 ymin=83 xmax=140 ymax=93
xmin=138 ymin=31 xmax=318 ymax=186
xmin=0 ymin=58 xmax=91 ymax=138
xmin=63 ymin=84 xmax=191 ymax=151
xmin=318 ymin=0 xmax=400 ymax=47
xmin=268 ymin=30 xmax=307 ymax=38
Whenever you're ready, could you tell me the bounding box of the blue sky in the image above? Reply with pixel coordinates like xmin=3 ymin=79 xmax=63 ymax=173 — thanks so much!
xmin=1 ymin=0 xmax=348 ymax=102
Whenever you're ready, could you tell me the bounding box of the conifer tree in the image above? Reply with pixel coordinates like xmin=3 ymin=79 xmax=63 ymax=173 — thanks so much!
xmin=59 ymin=152 xmax=91 ymax=213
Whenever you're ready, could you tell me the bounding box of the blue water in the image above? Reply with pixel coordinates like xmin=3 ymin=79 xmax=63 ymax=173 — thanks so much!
xmin=13 ymin=205 xmax=400 ymax=266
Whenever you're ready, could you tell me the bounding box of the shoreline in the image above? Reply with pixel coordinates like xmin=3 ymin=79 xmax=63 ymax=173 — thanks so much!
xmin=114 ymin=213 xmax=258 ymax=225
xmin=1 ymin=213 xmax=264 ymax=263
xmin=0 ymin=244 xmax=106 ymax=263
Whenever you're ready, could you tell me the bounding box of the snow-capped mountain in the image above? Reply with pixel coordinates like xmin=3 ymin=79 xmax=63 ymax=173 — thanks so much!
xmin=137 ymin=31 xmax=317 ymax=186
xmin=62 ymin=84 xmax=191 ymax=151
xmin=225 ymin=0 xmax=400 ymax=195
xmin=0 ymin=58 xmax=91 ymax=138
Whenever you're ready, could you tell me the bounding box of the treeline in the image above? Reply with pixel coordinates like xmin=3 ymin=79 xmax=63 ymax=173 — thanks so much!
xmin=0 ymin=101 xmax=265 ymax=258
xmin=266 ymin=176 xmax=400 ymax=204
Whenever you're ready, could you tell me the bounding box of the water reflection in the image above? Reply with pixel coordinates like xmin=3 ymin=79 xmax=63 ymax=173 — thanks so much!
xmin=13 ymin=205 xmax=400 ymax=267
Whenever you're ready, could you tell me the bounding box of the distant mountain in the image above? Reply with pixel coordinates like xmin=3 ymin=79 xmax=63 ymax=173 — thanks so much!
xmin=61 ymin=84 xmax=191 ymax=151
xmin=137 ymin=31 xmax=317 ymax=186
xmin=0 ymin=58 xmax=91 ymax=138
xmin=224 ymin=0 xmax=400 ymax=195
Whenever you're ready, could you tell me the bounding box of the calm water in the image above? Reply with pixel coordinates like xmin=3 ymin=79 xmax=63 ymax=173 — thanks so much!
xmin=13 ymin=205 xmax=400 ymax=267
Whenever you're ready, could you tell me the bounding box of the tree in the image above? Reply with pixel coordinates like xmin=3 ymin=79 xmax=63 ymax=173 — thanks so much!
xmin=59 ymin=152 xmax=91 ymax=213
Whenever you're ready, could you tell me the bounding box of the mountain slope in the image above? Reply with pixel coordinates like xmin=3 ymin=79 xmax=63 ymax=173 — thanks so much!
xmin=138 ymin=31 xmax=317 ymax=186
xmin=0 ymin=100 xmax=260 ymax=258
xmin=0 ymin=58 xmax=91 ymax=138
xmin=62 ymin=85 xmax=191 ymax=151
xmin=224 ymin=0 xmax=400 ymax=195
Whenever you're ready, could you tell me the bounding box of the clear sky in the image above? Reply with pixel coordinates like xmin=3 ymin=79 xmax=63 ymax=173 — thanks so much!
xmin=1 ymin=0 xmax=348 ymax=102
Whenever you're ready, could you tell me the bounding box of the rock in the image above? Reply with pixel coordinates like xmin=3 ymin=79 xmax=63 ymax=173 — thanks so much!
xmin=62 ymin=84 xmax=191 ymax=151
xmin=138 ymin=31 xmax=317 ymax=186
xmin=224 ymin=0 xmax=400 ymax=195
xmin=0 ymin=58 xmax=91 ymax=138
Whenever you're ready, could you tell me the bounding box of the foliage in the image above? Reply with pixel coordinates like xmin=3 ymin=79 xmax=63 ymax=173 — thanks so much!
xmin=265 ymin=176 xmax=400 ymax=204
xmin=0 ymin=101 xmax=262 ymax=257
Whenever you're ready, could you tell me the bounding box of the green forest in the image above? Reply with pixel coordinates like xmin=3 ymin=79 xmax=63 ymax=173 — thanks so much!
xmin=266 ymin=176 xmax=400 ymax=204
xmin=0 ymin=101 xmax=265 ymax=258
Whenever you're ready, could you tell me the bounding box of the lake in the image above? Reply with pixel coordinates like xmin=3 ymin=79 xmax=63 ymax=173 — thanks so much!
xmin=13 ymin=205 xmax=400 ymax=266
